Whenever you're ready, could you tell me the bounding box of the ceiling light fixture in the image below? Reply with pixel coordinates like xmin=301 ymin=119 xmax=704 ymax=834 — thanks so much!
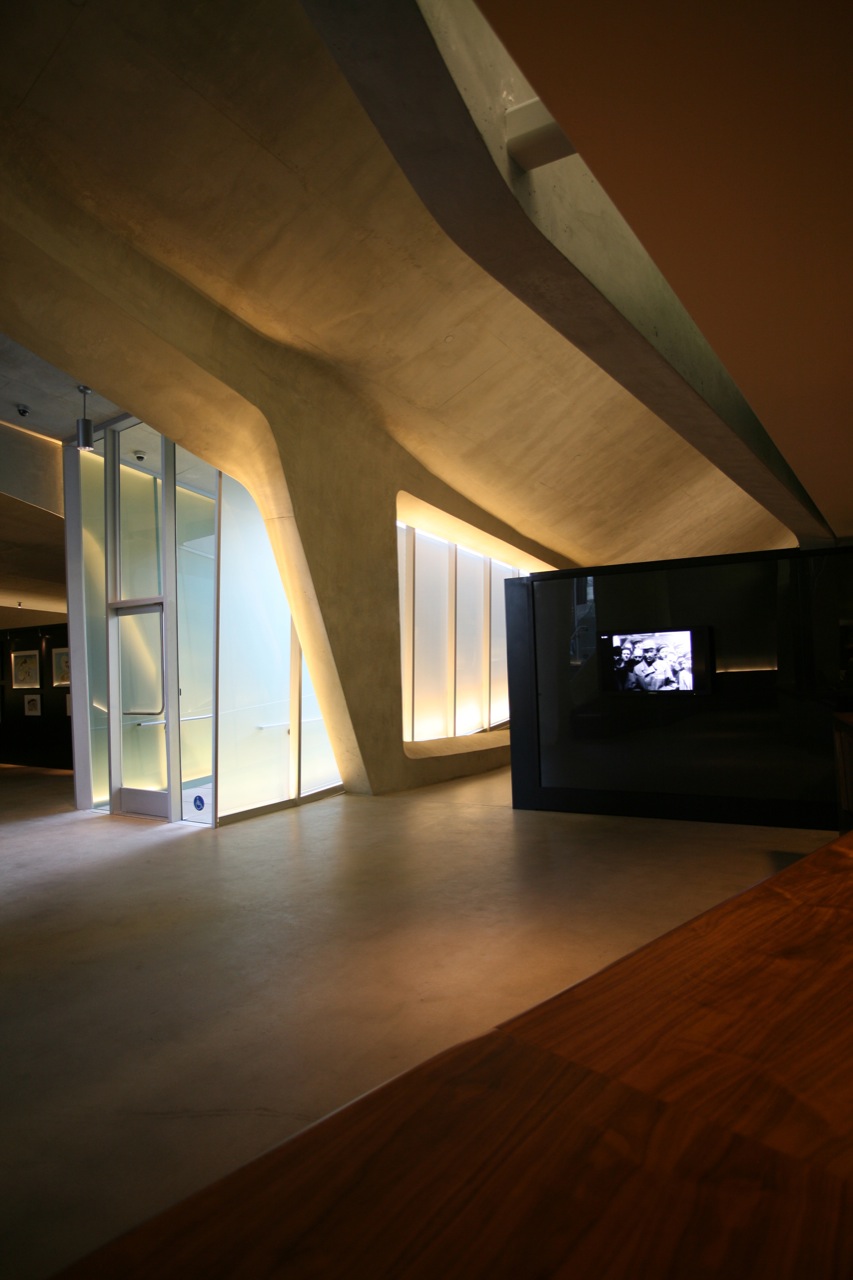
xmin=76 ymin=384 xmax=94 ymax=451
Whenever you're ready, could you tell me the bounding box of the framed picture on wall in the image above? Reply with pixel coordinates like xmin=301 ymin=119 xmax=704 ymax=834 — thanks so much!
xmin=52 ymin=648 xmax=71 ymax=687
xmin=12 ymin=650 xmax=40 ymax=689
xmin=24 ymin=693 xmax=42 ymax=716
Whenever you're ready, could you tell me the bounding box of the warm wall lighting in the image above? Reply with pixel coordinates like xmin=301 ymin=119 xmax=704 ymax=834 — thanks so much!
xmin=396 ymin=492 xmax=553 ymax=573
xmin=455 ymin=700 xmax=486 ymax=737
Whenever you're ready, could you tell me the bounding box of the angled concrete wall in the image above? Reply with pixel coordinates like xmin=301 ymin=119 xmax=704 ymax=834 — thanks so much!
xmin=0 ymin=181 xmax=563 ymax=793
xmin=0 ymin=420 xmax=63 ymax=515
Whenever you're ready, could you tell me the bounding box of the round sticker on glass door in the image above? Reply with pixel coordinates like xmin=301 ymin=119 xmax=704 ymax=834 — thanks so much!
xmin=193 ymin=795 xmax=205 ymax=812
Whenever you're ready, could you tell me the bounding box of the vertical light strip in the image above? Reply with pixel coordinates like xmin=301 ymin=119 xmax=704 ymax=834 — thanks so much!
xmin=62 ymin=443 xmax=95 ymax=810
xmin=448 ymin=541 xmax=457 ymax=736
xmin=289 ymin=616 xmax=302 ymax=799
xmin=402 ymin=525 xmax=415 ymax=741
xmin=160 ymin=437 xmax=182 ymax=822
xmin=104 ymin=429 xmax=120 ymax=605
xmin=104 ymin=428 xmax=122 ymax=813
xmin=212 ymin=470 xmax=223 ymax=825
xmin=483 ymin=556 xmax=492 ymax=730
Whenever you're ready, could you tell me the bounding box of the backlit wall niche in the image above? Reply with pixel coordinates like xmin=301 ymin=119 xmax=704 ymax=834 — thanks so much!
xmin=396 ymin=523 xmax=522 ymax=742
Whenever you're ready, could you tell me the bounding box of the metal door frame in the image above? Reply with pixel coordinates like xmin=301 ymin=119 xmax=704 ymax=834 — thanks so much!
xmin=104 ymin=426 xmax=182 ymax=820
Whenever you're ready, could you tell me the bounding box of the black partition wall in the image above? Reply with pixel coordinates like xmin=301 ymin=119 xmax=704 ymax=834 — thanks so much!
xmin=506 ymin=547 xmax=853 ymax=828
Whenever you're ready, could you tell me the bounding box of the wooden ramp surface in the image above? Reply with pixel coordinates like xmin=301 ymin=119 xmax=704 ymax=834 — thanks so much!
xmin=60 ymin=835 xmax=853 ymax=1278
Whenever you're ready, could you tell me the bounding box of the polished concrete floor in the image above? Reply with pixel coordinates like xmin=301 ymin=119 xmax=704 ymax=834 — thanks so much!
xmin=0 ymin=765 xmax=834 ymax=1279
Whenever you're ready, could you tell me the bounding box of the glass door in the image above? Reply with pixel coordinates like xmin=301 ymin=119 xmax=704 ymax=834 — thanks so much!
xmin=115 ymin=603 xmax=170 ymax=817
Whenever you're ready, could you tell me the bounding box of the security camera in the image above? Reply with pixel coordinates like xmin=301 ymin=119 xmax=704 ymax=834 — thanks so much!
xmin=133 ymin=450 xmax=146 ymax=463
xmin=16 ymin=404 xmax=29 ymax=417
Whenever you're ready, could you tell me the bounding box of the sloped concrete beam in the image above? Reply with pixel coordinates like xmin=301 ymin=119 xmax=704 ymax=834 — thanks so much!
xmin=505 ymin=97 xmax=575 ymax=170
xmin=302 ymin=0 xmax=834 ymax=546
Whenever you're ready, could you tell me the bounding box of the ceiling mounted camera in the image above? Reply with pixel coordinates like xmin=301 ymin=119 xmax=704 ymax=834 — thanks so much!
xmin=16 ymin=404 xmax=30 ymax=417
xmin=133 ymin=450 xmax=146 ymax=463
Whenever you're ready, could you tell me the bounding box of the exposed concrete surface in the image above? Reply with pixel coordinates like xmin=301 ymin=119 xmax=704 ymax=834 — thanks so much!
xmin=361 ymin=0 xmax=829 ymax=539
xmin=0 ymin=423 xmax=63 ymax=515
xmin=0 ymin=0 xmax=791 ymax=566
xmin=0 ymin=426 xmax=66 ymax=619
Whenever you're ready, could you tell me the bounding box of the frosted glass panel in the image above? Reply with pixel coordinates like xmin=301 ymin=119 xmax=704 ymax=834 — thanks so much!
xmin=455 ymin=547 xmax=486 ymax=735
xmin=80 ymin=450 xmax=109 ymax=806
xmin=217 ymin=475 xmax=291 ymax=817
xmin=119 ymin=610 xmax=163 ymax=714
xmin=413 ymin=531 xmax=450 ymax=740
xmin=397 ymin=524 xmax=408 ymax=673
xmin=300 ymin=655 xmax=341 ymax=795
xmin=119 ymin=609 xmax=167 ymax=791
xmin=120 ymin=459 xmax=162 ymax=600
xmin=397 ymin=523 xmax=413 ymax=741
xmin=490 ymin=562 xmax=514 ymax=724
xmin=176 ymin=462 xmax=217 ymax=823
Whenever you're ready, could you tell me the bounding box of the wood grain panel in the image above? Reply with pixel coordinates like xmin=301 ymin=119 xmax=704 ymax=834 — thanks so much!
xmin=503 ymin=839 xmax=853 ymax=1174
xmin=60 ymin=836 xmax=853 ymax=1278
xmin=60 ymin=1033 xmax=853 ymax=1279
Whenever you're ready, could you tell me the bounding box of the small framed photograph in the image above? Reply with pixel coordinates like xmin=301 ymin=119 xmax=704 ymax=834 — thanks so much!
xmin=12 ymin=650 xmax=40 ymax=689
xmin=52 ymin=648 xmax=71 ymax=687
xmin=24 ymin=693 xmax=42 ymax=717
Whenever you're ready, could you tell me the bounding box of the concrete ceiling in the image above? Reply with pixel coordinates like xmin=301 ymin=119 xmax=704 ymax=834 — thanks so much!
xmin=0 ymin=333 xmax=123 ymax=442
xmin=3 ymin=0 xmax=843 ymax=598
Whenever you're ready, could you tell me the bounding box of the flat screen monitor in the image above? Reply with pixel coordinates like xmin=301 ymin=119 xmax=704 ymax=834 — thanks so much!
xmin=599 ymin=628 xmax=713 ymax=694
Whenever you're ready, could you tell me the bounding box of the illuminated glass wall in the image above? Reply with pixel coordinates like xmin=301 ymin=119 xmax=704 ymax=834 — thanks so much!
xmin=489 ymin=560 xmax=515 ymax=725
xmin=216 ymin=474 xmax=341 ymax=815
xmin=412 ymin=531 xmax=452 ymax=740
xmin=70 ymin=425 xmax=341 ymax=822
xmin=79 ymin=449 xmax=109 ymax=806
xmin=456 ymin=547 xmax=487 ymax=735
xmin=175 ymin=449 xmax=217 ymax=822
xmin=397 ymin=523 xmax=521 ymax=742
xmin=217 ymin=475 xmax=293 ymax=818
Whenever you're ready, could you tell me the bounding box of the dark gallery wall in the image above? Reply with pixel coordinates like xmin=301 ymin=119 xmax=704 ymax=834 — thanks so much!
xmin=506 ymin=548 xmax=853 ymax=829
xmin=0 ymin=624 xmax=73 ymax=770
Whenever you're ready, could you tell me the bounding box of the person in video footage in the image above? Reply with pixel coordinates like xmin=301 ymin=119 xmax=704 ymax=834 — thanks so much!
xmin=673 ymin=653 xmax=693 ymax=690
xmin=654 ymin=643 xmax=678 ymax=691
xmin=631 ymin=640 xmax=677 ymax=692
xmin=631 ymin=642 xmax=661 ymax=690
xmin=612 ymin=641 xmax=638 ymax=691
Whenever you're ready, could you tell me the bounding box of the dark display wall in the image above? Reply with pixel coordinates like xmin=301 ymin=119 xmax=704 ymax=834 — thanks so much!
xmin=0 ymin=624 xmax=73 ymax=770
xmin=506 ymin=548 xmax=853 ymax=828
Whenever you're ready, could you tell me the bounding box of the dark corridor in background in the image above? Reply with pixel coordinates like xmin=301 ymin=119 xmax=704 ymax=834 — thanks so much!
xmin=1 ymin=624 xmax=73 ymax=769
